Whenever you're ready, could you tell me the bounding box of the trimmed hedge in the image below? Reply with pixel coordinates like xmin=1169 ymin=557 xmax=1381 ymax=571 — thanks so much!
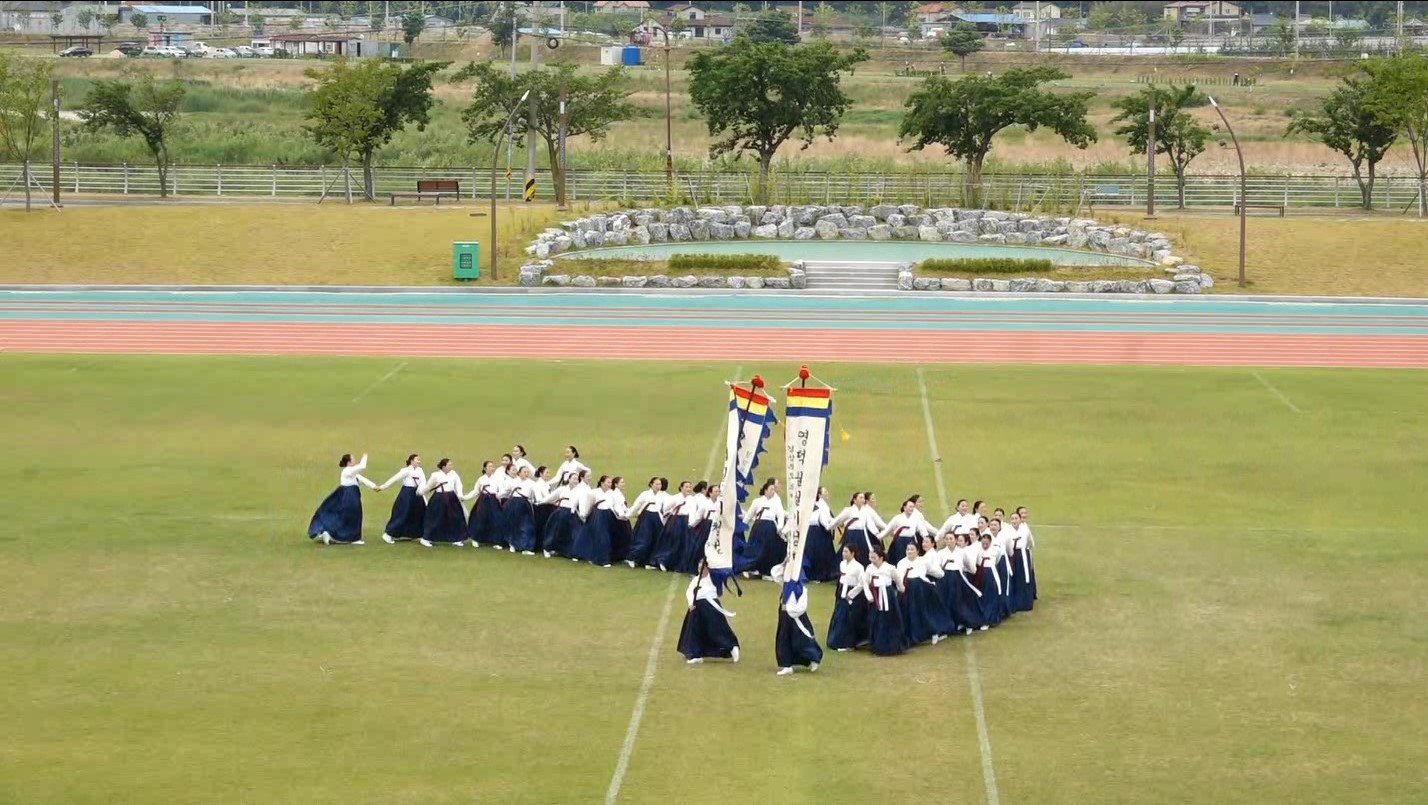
xmin=916 ymin=257 xmax=1057 ymax=275
xmin=667 ymin=253 xmax=783 ymax=272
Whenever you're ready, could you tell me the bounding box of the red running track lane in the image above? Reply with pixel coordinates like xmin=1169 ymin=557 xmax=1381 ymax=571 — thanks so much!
xmin=3 ymin=321 xmax=1428 ymax=367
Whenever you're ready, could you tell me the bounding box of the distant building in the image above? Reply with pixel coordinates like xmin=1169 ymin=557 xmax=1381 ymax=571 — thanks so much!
xmin=913 ymin=2 xmax=961 ymax=25
xmin=950 ymin=10 xmax=1027 ymax=36
xmin=666 ymin=3 xmax=707 ymax=22
xmin=1162 ymin=1 xmax=1242 ymax=24
xmin=268 ymin=31 xmax=389 ymax=58
xmin=592 ymin=0 xmax=651 ymax=12
xmin=118 ymin=4 xmax=213 ymax=26
xmin=1011 ymin=2 xmax=1061 ymax=21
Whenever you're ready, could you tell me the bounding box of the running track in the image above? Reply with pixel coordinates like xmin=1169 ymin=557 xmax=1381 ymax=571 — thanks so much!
xmin=2 ymin=289 xmax=1427 ymax=368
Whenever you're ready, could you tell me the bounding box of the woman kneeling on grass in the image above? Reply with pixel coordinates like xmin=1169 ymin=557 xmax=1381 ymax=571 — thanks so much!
xmin=677 ymin=558 xmax=741 ymax=665
xmin=308 ymin=452 xmax=378 ymax=545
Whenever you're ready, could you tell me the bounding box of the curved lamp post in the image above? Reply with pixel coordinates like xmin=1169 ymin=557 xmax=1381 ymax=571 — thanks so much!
xmin=1208 ymin=95 xmax=1247 ymax=289
xmin=489 ymin=89 xmax=532 ymax=283
xmin=649 ymin=25 xmax=675 ymax=197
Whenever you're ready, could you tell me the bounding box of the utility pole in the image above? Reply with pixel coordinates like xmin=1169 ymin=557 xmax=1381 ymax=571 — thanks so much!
xmin=1398 ymin=1 xmax=1406 ymax=53
xmin=1294 ymin=0 xmax=1300 ymax=58
xmin=525 ymin=1 xmax=540 ymax=204
xmin=51 ymin=78 xmax=61 ymax=208
xmin=797 ymin=0 xmax=802 ymax=38
xmin=1146 ymin=100 xmax=1156 ymax=218
xmin=1034 ymin=0 xmax=1040 ymax=53
xmin=557 ymin=80 xmax=568 ymax=210
xmin=506 ymin=0 xmax=516 ymax=200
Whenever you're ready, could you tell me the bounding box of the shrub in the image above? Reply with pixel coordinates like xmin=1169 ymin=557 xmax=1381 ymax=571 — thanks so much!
xmin=916 ymin=257 xmax=1056 ymax=274
xmin=666 ymin=253 xmax=783 ymax=272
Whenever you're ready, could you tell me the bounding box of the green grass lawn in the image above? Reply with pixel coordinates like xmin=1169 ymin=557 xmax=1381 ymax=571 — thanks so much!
xmin=3 ymin=355 xmax=1427 ymax=804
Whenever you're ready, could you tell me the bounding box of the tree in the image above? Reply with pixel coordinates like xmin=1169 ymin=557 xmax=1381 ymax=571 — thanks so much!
xmin=940 ymin=22 xmax=984 ymax=71
xmin=899 ymin=66 xmax=1096 ymax=206
xmin=100 ymin=13 xmax=118 ymax=35
xmin=1287 ymin=75 xmax=1397 ymax=210
xmin=77 ymin=8 xmax=95 ymax=30
xmin=904 ymin=17 xmax=921 ymax=43
xmin=457 ymin=61 xmax=635 ymax=207
xmin=1168 ymin=26 xmax=1185 ymax=50
xmin=401 ymin=9 xmax=426 ymax=44
xmin=1362 ymin=55 xmax=1428 ymax=217
xmin=130 ymin=11 xmax=148 ymax=29
xmin=304 ymin=58 xmax=444 ymax=201
xmin=50 ymin=11 xmax=63 ymax=29
xmin=1110 ymin=84 xmax=1209 ymax=209
xmin=1271 ymin=19 xmax=1295 ymax=55
xmin=79 ymin=74 xmax=184 ymax=198
xmin=688 ymin=39 xmax=867 ymax=204
xmin=670 ymin=15 xmax=688 ymax=36
xmin=731 ymin=2 xmax=750 ymax=39
xmin=744 ymin=10 xmax=799 ymax=45
xmin=810 ymin=3 xmax=833 ymax=40
xmin=216 ymin=9 xmax=238 ymax=33
xmin=0 ymin=53 xmax=53 ymax=210
xmin=488 ymin=3 xmax=516 ymax=54
xmin=1333 ymin=26 xmax=1363 ymax=54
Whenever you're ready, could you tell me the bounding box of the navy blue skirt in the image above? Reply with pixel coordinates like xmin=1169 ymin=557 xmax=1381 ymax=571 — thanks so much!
xmin=841 ymin=528 xmax=875 ymax=565
xmin=626 ymin=511 xmax=663 ymax=566
xmin=888 ymin=535 xmax=918 ymax=566
xmin=650 ymin=516 xmax=687 ymax=571
xmin=533 ymin=503 xmax=555 ymax=552
xmin=574 ymin=508 xmax=614 ymax=565
xmin=679 ymin=520 xmax=710 ymax=575
xmin=505 ymin=497 xmax=537 ymax=553
xmin=904 ymin=578 xmax=953 ymax=644
xmin=999 ymin=555 xmax=1015 ymax=619
xmin=803 ymin=523 xmax=840 ymax=582
xmin=466 ymin=492 xmax=505 ymax=548
xmin=609 ymin=514 xmax=631 ymax=564
xmin=737 ymin=519 xmax=787 ymax=576
xmin=309 ymin=485 xmax=363 ymax=543
xmin=543 ymin=508 xmax=575 ymax=557
xmin=422 ymin=491 xmax=467 ymax=544
xmin=1010 ymin=550 xmax=1036 ymax=612
xmin=868 ymin=593 xmax=906 ymax=656
xmin=977 ymin=566 xmax=1004 ymax=627
xmin=951 ymin=571 xmax=985 ymax=631
xmin=826 ymin=593 xmax=870 ymax=650
xmin=382 ymin=485 xmax=426 ymax=540
xmin=776 ymin=611 xmax=824 ymax=669
xmin=676 ymin=599 xmax=740 ymax=660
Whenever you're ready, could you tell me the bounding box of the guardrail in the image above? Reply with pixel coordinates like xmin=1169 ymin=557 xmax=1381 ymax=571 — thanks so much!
xmin=2 ymin=161 xmax=1424 ymax=212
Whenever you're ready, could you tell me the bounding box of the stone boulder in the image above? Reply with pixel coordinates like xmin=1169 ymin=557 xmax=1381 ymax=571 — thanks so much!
xmin=518 ymin=266 xmax=544 ymax=287
xmin=978 ymin=233 xmax=1007 ymax=244
xmin=1064 ymin=281 xmax=1093 ymax=294
xmin=950 ymin=230 xmax=977 ymax=243
xmin=817 ymin=212 xmax=849 ymax=229
xmin=669 ymin=223 xmax=691 ymax=242
xmin=886 ymin=214 xmax=906 ymax=228
xmin=647 ymin=275 xmax=671 ymax=288
xmin=604 ymin=229 xmax=628 ymax=246
xmin=1034 ymin=279 xmax=1066 ymax=293
xmin=710 ymin=222 xmax=735 ymax=240
xmin=622 ymin=275 xmax=648 ymax=288
xmin=868 ymin=224 xmax=892 ymax=240
xmin=689 ymin=220 xmax=711 ymax=241
xmin=941 ymin=278 xmax=973 ymax=291
xmin=814 ymin=219 xmax=841 ymax=240
xmin=1009 ymin=278 xmax=1037 ymax=293
xmin=542 ymin=274 xmax=570 ymax=287
xmin=1174 ymin=280 xmax=1202 ymax=294
xmin=747 ymin=276 xmax=765 ymax=289
xmin=1090 ymin=280 xmax=1118 ymax=293
xmin=788 ymin=268 xmax=807 ymax=289
xmin=1040 ymin=234 xmax=1069 ymax=246
xmin=849 ymin=215 xmax=877 ymax=229
xmin=1198 ymin=274 xmax=1215 ymax=289
xmin=746 ymin=205 xmax=767 ymax=222
xmin=646 ymin=223 xmax=668 ymax=242
xmin=918 ymin=225 xmax=943 ymax=242
xmin=1172 ymin=273 xmax=1203 ymax=285
xmin=777 ymin=219 xmax=795 ymax=238
xmin=727 ymin=276 xmax=746 ymax=289
xmin=870 ymin=204 xmax=899 ymax=221
xmin=597 ymin=276 xmax=621 ymax=287
xmin=764 ymin=277 xmax=792 ymax=289
xmin=1149 ymin=278 xmax=1175 ymax=294
xmin=697 ymin=207 xmax=728 ymax=223
xmin=752 ymin=223 xmax=779 ymax=238
xmin=990 ymin=279 xmax=1012 ymax=292
xmin=610 ymin=214 xmax=631 ymax=232
xmin=913 ymin=277 xmax=940 ymax=291
xmin=671 ymin=275 xmax=699 ymax=288
xmin=897 ymin=204 xmax=922 ymax=217
xmin=698 ymin=276 xmax=727 ymax=288
xmin=585 ymin=230 xmax=606 ymax=248
xmin=734 ymin=220 xmax=752 ymax=239
xmin=972 ymin=278 xmax=995 ymax=292
xmin=894 ymin=225 xmax=920 ymax=240
xmin=794 ymin=226 xmax=817 ymax=240
xmin=841 ymin=227 xmax=868 ymax=240
xmin=897 ymin=270 xmax=915 ymax=291
xmin=572 ymin=275 xmax=597 ymax=288
xmin=631 ymin=227 xmax=651 ymax=245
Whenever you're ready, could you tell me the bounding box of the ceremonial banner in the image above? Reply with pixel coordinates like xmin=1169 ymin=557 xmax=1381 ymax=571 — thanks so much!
xmin=708 ymin=381 xmax=776 ymax=586
xmin=782 ymin=385 xmax=833 ymax=580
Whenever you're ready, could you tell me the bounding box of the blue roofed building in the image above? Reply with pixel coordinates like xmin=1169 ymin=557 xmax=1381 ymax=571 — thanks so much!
xmin=118 ymin=4 xmax=213 ymax=26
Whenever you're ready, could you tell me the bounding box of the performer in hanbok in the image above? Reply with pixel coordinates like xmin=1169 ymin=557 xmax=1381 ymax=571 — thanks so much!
xmin=830 ymin=492 xmax=877 ymax=564
xmin=566 ymin=469 xmax=595 ymax=562
xmin=503 ymin=465 xmax=538 ymax=554
xmin=864 ymin=545 xmax=906 ymax=656
xmin=975 ymin=532 xmax=1005 ymax=629
xmin=678 ymin=481 xmax=714 ymax=574
xmin=880 ymin=496 xmax=934 ymax=564
xmin=555 ymin=445 xmax=590 ymax=485
xmin=625 ymin=477 xmax=668 ymax=569
xmin=510 ymin=444 xmax=535 ymax=475
xmin=1008 ymin=508 xmax=1037 ymax=611
xmin=898 ymin=540 xmax=951 ymax=646
xmin=462 ymin=461 xmax=506 ymax=549
xmin=419 ymin=458 xmax=467 ymax=548
xmin=606 ymin=476 xmax=633 ymax=565
xmin=650 ymin=480 xmax=692 ymax=572
xmin=936 ymin=498 xmax=981 ymax=541
xmin=531 ymin=465 xmax=555 ymax=553
xmin=801 ymin=486 xmax=840 ymax=583
xmin=308 ymin=453 xmax=378 ymax=545
xmin=988 ymin=517 xmax=1014 ymax=620
xmin=772 ymin=565 xmax=822 ymax=675
xmin=827 ymin=545 xmax=869 ymax=651
xmin=946 ymin=533 xmax=985 ymax=633
xmin=376 ymin=453 xmax=426 ymax=544
xmin=572 ymin=475 xmax=616 ymax=567
xmin=864 ymin=492 xmax=889 ymax=537
xmin=676 ymin=558 xmax=741 ymax=665
xmin=738 ymin=478 xmax=787 ymax=578
xmin=540 ymin=472 xmax=582 ymax=558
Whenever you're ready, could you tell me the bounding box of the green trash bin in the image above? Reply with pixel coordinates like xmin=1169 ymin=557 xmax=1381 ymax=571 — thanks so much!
xmin=453 ymin=242 xmax=480 ymax=280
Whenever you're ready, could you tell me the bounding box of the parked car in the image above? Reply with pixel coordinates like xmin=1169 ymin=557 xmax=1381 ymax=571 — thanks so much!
xmin=205 ymin=47 xmax=237 ymax=58
xmin=254 ymin=45 xmax=277 ymax=57
xmin=116 ymin=41 xmax=144 ymax=56
xmin=231 ymin=45 xmax=255 ymax=57
xmin=58 ymin=46 xmax=92 ymax=57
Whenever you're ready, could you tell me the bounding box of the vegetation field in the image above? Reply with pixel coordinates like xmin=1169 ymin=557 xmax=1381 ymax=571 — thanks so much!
xmin=3 ymin=203 xmax=1425 ymax=297
xmin=2 ymin=355 xmax=1426 ymax=803
xmin=41 ymin=48 xmax=1408 ymax=176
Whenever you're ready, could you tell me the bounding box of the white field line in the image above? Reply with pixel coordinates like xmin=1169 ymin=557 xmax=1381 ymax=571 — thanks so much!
xmin=917 ymin=367 xmax=1001 ymax=805
xmin=605 ymin=364 xmax=740 ymax=805
xmin=1250 ymin=369 xmax=1304 ymax=413
xmin=351 ymin=360 xmax=408 ymax=404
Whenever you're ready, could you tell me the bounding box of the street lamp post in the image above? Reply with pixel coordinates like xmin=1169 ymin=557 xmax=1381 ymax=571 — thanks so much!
xmin=490 ymin=90 xmax=532 ymax=283
xmin=650 ymin=26 xmax=674 ymax=197
xmin=1209 ymin=95 xmax=1247 ymax=289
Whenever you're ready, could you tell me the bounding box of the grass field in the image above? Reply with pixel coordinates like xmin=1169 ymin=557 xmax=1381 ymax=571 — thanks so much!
xmin=3 ymin=203 xmax=1425 ymax=297
xmin=3 ymin=354 xmax=1427 ymax=803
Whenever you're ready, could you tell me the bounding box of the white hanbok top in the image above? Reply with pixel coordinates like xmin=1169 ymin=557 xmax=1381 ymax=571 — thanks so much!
xmin=811 ymin=499 xmax=834 ymax=530
xmin=555 ymin=458 xmax=591 ymax=484
xmin=937 ymin=512 xmax=981 ymax=538
xmin=863 ymin=561 xmax=904 ymax=609
xmin=879 ymin=512 xmax=933 ymax=542
xmin=336 ymin=455 xmax=377 ymax=489
xmin=688 ymin=494 xmax=717 ymax=527
xmin=629 ymin=489 xmax=667 ymax=522
xmin=1011 ymin=522 xmax=1035 ymax=551
xmin=897 ymin=555 xmax=934 ymax=583
xmin=781 ymin=587 xmax=810 ymax=618
xmin=533 ymin=479 xmax=555 ymax=505
xmin=377 ymin=464 xmax=425 ymax=491
xmin=837 ymin=559 xmax=866 ymax=600
xmin=829 ymin=504 xmax=873 ymax=532
xmin=574 ymin=482 xmax=596 ymax=519
xmin=511 ymin=456 xmax=535 ymax=475
xmin=662 ymin=492 xmax=690 ymax=519
xmin=864 ymin=506 xmax=888 ymax=534
xmin=686 ymin=575 xmax=735 ymax=616
xmin=505 ymin=477 xmax=537 ymax=503
xmin=421 ymin=468 xmax=463 ymax=498
xmin=743 ymin=493 xmax=786 ymax=530
xmin=554 ymin=484 xmax=581 ymax=512
xmin=463 ymin=471 xmax=503 ymax=501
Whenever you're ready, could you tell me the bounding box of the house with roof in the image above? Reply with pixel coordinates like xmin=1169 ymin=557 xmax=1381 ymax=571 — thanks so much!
xmin=913 ymin=2 xmax=960 ymax=25
xmin=950 ymin=10 xmax=1027 ymax=36
xmin=1162 ymin=1 xmax=1242 ymax=25
xmin=667 ymin=3 xmax=707 ymax=21
xmin=1011 ymin=2 xmax=1060 ymax=21
xmin=118 ymin=3 xmax=213 ymax=26
xmin=593 ymin=0 xmax=651 ymax=13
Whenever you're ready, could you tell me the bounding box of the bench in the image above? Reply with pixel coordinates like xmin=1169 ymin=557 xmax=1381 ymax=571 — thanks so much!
xmin=389 ymin=179 xmax=461 ymax=205
xmin=1233 ymin=201 xmax=1286 ymax=217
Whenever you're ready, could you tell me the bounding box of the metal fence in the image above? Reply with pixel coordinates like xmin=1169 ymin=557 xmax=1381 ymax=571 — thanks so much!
xmin=2 ymin=161 xmax=1425 ymax=212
